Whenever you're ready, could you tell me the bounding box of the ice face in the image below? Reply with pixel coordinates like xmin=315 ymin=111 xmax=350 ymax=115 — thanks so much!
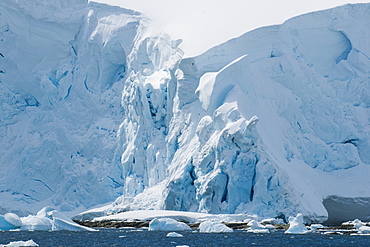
xmin=111 ymin=3 xmax=370 ymax=223
xmin=0 ymin=0 xmax=143 ymax=214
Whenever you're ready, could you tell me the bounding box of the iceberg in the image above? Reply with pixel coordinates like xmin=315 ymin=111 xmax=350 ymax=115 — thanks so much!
xmin=285 ymin=213 xmax=311 ymax=234
xmin=148 ymin=218 xmax=191 ymax=231
xmin=199 ymin=221 xmax=233 ymax=233
xmin=21 ymin=207 xmax=96 ymax=231
xmin=0 ymin=213 xmax=22 ymax=230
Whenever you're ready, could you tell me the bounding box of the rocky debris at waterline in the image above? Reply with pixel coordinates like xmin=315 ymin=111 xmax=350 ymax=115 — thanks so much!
xmin=74 ymin=220 xmax=289 ymax=230
xmin=73 ymin=220 xmax=150 ymax=229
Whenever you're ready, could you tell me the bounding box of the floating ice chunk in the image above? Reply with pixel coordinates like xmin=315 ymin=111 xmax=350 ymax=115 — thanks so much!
xmin=21 ymin=207 xmax=96 ymax=231
xmin=199 ymin=221 xmax=233 ymax=233
xmin=285 ymin=213 xmax=311 ymax=234
xmin=247 ymin=220 xmax=275 ymax=233
xmin=353 ymin=219 xmax=370 ymax=234
xmin=166 ymin=232 xmax=184 ymax=237
xmin=0 ymin=240 xmax=38 ymax=247
xmin=149 ymin=218 xmax=191 ymax=231
xmin=0 ymin=213 xmax=22 ymax=230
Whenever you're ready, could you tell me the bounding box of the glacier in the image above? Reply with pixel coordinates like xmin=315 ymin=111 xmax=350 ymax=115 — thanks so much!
xmin=1 ymin=0 xmax=370 ymax=223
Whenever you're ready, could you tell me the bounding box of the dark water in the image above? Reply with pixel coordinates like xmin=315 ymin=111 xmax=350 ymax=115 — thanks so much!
xmin=0 ymin=229 xmax=369 ymax=247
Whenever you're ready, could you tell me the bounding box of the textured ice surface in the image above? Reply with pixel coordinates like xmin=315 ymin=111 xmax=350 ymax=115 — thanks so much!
xmin=1 ymin=0 xmax=370 ymax=223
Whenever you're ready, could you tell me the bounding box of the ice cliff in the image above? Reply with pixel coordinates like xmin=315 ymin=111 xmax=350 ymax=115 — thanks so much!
xmin=1 ymin=0 xmax=370 ymax=222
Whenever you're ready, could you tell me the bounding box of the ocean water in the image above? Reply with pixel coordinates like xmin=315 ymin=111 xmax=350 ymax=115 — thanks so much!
xmin=0 ymin=229 xmax=369 ymax=247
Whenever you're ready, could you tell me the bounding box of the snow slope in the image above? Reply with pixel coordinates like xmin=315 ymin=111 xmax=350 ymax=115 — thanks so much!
xmin=1 ymin=0 xmax=369 ymax=223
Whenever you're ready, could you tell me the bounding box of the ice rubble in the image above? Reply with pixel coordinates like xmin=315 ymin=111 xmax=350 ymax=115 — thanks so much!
xmin=1 ymin=0 xmax=370 ymax=223
xmin=148 ymin=218 xmax=191 ymax=231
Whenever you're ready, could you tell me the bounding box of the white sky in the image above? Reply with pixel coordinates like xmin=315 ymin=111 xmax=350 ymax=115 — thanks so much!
xmin=93 ymin=0 xmax=368 ymax=57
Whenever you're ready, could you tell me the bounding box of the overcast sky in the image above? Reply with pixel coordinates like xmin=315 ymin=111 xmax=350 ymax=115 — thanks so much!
xmin=93 ymin=0 xmax=368 ymax=56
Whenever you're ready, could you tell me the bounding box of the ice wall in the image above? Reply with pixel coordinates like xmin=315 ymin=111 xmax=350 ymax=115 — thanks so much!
xmin=111 ymin=3 xmax=370 ymax=222
xmin=0 ymin=0 xmax=168 ymax=214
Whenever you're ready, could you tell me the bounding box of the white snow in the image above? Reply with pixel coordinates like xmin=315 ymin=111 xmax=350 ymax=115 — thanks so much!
xmin=0 ymin=240 xmax=38 ymax=247
xmin=285 ymin=213 xmax=311 ymax=234
xmin=199 ymin=221 xmax=233 ymax=233
xmin=148 ymin=218 xmax=191 ymax=231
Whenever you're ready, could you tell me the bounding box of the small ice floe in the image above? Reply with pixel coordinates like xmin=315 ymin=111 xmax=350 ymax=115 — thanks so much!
xmin=284 ymin=213 xmax=311 ymax=234
xmin=353 ymin=219 xmax=370 ymax=234
xmin=166 ymin=232 xmax=184 ymax=237
xmin=199 ymin=220 xmax=233 ymax=233
xmin=247 ymin=220 xmax=275 ymax=233
xmin=149 ymin=218 xmax=191 ymax=231
xmin=0 ymin=239 xmax=39 ymax=247
xmin=0 ymin=213 xmax=22 ymax=230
